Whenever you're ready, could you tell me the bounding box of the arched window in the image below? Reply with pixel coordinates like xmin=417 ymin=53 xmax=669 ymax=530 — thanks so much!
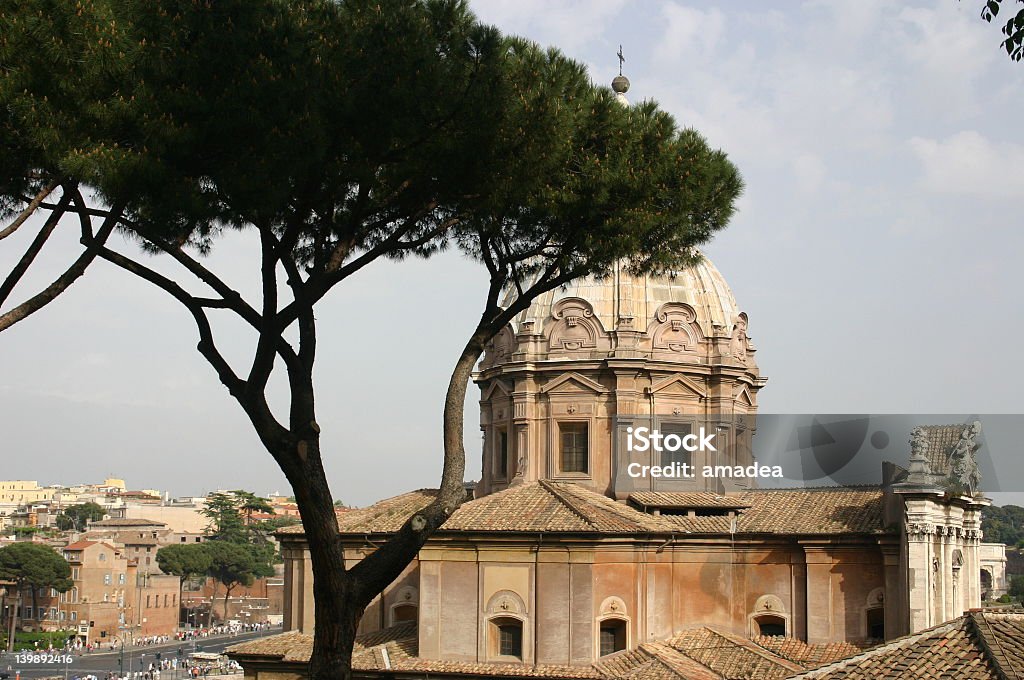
xmin=599 ymin=619 xmax=627 ymax=656
xmin=392 ymin=604 xmax=417 ymax=624
xmin=866 ymin=607 xmax=884 ymax=642
xmin=753 ymin=615 xmax=786 ymax=637
xmin=490 ymin=617 xmax=523 ymax=660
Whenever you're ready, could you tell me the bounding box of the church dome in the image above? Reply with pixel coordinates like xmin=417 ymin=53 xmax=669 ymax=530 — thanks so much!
xmin=481 ymin=251 xmax=756 ymax=372
xmin=505 ymin=252 xmax=743 ymax=340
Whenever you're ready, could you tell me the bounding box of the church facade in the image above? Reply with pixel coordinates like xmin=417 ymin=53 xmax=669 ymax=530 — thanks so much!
xmin=264 ymin=255 xmax=996 ymax=674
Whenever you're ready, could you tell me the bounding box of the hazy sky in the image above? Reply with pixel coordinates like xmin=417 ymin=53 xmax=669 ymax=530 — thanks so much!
xmin=1 ymin=1 xmax=1022 ymax=507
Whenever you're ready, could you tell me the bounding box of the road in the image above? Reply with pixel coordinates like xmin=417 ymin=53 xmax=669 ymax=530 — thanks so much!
xmin=1 ymin=627 xmax=280 ymax=680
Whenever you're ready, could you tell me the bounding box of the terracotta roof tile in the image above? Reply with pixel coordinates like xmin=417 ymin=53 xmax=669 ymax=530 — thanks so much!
xmin=89 ymin=518 xmax=166 ymax=527
xmin=968 ymin=610 xmax=1024 ymax=678
xmin=232 ymin=623 xmax=843 ymax=680
xmin=279 ymin=483 xmax=886 ymax=538
xmin=750 ymin=636 xmax=863 ymax=669
xmin=733 ymin=488 xmax=887 ymax=535
xmin=787 ymin=612 xmax=1024 ymax=679
xmin=628 ymin=492 xmax=751 ymax=511
xmin=663 ymin=628 xmax=804 ymax=679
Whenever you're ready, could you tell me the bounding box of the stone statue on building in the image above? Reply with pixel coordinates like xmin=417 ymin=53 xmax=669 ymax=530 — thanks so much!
xmin=948 ymin=421 xmax=983 ymax=496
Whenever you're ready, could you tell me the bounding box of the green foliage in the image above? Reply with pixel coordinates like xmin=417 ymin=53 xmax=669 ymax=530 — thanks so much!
xmin=55 ymin=502 xmax=106 ymax=532
xmin=979 ymin=0 xmax=1024 ymax=62
xmin=201 ymin=493 xmax=249 ymax=543
xmin=0 ymin=542 xmax=72 ymax=592
xmin=1010 ymin=574 xmax=1024 ymax=602
xmin=155 ymin=543 xmax=213 ymax=584
xmin=203 ymin=541 xmax=271 ymax=592
xmin=202 ymin=490 xmax=277 ymax=544
xmin=13 ymin=526 xmax=47 ymax=537
xmin=981 ymin=505 xmax=1024 ymax=547
xmin=0 ymin=630 xmax=73 ymax=652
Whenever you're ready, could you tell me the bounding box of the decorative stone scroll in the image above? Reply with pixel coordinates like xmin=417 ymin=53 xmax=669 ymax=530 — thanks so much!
xmin=651 ymin=303 xmax=701 ymax=353
xmin=549 ymin=298 xmax=601 ymax=351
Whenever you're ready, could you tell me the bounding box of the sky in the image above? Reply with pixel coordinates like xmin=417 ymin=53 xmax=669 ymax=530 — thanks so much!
xmin=1 ymin=0 xmax=1022 ymax=507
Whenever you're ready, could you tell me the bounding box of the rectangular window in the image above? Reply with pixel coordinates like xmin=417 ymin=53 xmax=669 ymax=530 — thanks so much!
xmin=498 ymin=623 xmax=522 ymax=657
xmin=70 ymin=611 xmax=77 ymax=622
xmin=659 ymin=422 xmax=693 ymax=468
xmin=119 ymin=573 xmax=125 ymax=585
xmin=559 ymin=422 xmax=589 ymax=473
xmin=72 ymin=568 xmax=79 ymax=580
xmin=50 ymin=607 xmax=57 ymax=620
xmin=104 ymin=574 xmax=112 ymax=585
xmin=146 ymin=595 xmax=151 ymax=608
xmin=495 ymin=428 xmax=509 ymax=479
xmin=24 ymin=607 xmax=32 ymax=620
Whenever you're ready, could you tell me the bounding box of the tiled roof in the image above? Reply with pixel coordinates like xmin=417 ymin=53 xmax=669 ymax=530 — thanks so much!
xmin=628 ymin=492 xmax=750 ymax=511
xmin=280 ymin=483 xmax=886 ymax=538
xmin=64 ymin=540 xmax=97 ymax=550
xmin=443 ymin=482 xmax=664 ymax=534
xmin=751 ymin=637 xmax=863 ymax=670
xmin=662 ymin=628 xmax=804 ymax=679
xmin=89 ymin=518 xmax=166 ymax=527
xmin=231 ymin=623 xmax=831 ymax=680
xmin=789 ymin=611 xmax=1024 ymax=679
xmin=970 ymin=611 xmax=1024 ymax=676
xmin=729 ymin=488 xmax=886 ymax=535
xmin=83 ymin=531 xmax=161 ymax=546
xmin=594 ymin=644 xmax=722 ymax=680
xmin=229 ymin=623 xmax=603 ymax=678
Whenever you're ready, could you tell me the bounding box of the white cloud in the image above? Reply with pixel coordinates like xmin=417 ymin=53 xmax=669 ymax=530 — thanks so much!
xmin=893 ymin=4 xmax=998 ymax=119
xmin=470 ymin=0 xmax=631 ymax=54
xmin=910 ymin=130 xmax=1024 ymax=199
xmin=654 ymin=4 xmax=726 ymax=62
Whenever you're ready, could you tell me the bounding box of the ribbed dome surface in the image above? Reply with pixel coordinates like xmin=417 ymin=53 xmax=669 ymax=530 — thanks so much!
xmin=505 ymin=254 xmax=742 ymax=337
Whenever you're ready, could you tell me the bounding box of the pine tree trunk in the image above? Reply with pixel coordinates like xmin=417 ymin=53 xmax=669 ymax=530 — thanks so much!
xmin=275 ymin=431 xmax=359 ymax=680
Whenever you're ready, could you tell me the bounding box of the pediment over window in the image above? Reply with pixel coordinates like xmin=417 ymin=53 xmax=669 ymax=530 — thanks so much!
xmin=482 ymin=380 xmax=513 ymax=401
xmin=540 ymin=372 xmax=609 ymax=395
xmin=649 ymin=374 xmax=707 ymax=399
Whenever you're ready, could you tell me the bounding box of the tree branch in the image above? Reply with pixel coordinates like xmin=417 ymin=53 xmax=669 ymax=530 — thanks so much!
xmin=0 ymin=181 xmax=58 ymax=242
xmin=0 ymin=200 xmax=120 ymax=333
xmin=0 ymin=189 xmax=75 ymax=308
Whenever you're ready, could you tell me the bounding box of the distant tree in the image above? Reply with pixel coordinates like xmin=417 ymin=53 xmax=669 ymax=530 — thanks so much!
xmin=200 ymin=493 xmax=248 ymax=543
xmin=232 ymin=491 xmax=274 ymax=526
xmin=977 ymin=0 xmax=1024 ymax=61
xmin=1010 ymin=574 xmax=1024 ymax=603
xmin=203 ymin=541 xmax=274 ymax=622
xmin=55 ymin=502 xmax=106 ymax=532
xmin=981 ymin=505 xmax=1024 ymax=547
xmin=156 ymin=544 xmax=213 ymax=586
xmin=157 ymin=543 xmax=213 ymax=624
xmin=0 ymin=543 xmax=72 ymax=636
